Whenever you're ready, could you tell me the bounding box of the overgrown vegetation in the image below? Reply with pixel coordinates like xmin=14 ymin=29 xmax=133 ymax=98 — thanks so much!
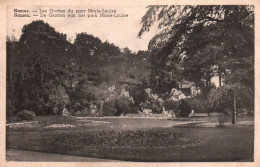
xmin=7 ymin=21 xmax=150 ymax=117
xmin=7 ymin=5 xmax=254 ymax=119
xmin=138 ymin=5 xmax=254 ymax=119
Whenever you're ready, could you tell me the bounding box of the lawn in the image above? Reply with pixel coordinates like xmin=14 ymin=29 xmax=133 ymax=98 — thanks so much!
xmin=6 ymin=115 xmax=254 ymax=162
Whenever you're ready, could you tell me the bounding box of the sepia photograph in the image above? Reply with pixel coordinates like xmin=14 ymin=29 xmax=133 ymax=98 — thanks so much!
xmin=4 ymin=3 xmax=255 ymax=163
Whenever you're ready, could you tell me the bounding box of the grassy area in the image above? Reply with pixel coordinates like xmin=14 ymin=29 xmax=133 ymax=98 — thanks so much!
xmin=6 ymin=115 xmax=254 ymax=161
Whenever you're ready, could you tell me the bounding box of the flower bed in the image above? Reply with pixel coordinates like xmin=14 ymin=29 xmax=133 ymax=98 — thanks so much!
xmin=6 ymin=122 xmax=35 ymax=129
xmin=45 ymin=124 xmax=76 ymax=128
xmin=52 ymin=129 xmax=192 ymax=148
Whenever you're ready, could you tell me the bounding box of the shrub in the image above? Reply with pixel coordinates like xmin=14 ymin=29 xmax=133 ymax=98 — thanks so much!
xmin=179 ymin=100 xmax=191 ymax=117
xmin=130 ymin=88 xmax=146 ymax=107
xmin=88 ymin=104 xmax=101 ymax=117
xmin=150 ymin=99 xmax=163 ymax=113
xmin=71 ymin=102 xmax=82 ymax=112
xmin=208 ymin=84 xmax=254 ymax=113
xmin=139 ymin=98 xmax=163 ymax=113
xmin=102 ymin=94 xmax=134 ymax=116
xmin=17 ymin=110 xmax=36 ymax=120
xmin=186 ymin=96 xmax=209 ymax=113
xmin=164 ymin=100 xmax=179 ymax=111
xmin=116 ymin=97 xmax=133 ymax=116
xmin=48 ymin=85 xmax=70 ymax=113
xmin=103 ymin=99 xmax=117 ymax=116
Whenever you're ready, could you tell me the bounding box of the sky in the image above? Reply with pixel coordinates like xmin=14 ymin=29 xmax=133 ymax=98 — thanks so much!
xmin=7 ymin=5 xmax=159 ymax=52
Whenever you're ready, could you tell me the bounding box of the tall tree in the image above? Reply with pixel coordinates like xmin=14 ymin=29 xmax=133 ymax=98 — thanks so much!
xmin=138 ymin=5 xmax=254 ymax=90
xmin=74 ymin=33 xmax=102 ymax=58
xmin=7 ymin=20 xmax=72 ymax=115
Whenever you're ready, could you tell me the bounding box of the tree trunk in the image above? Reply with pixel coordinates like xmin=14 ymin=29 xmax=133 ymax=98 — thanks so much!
xmin=232 ymin=95 xmax=237 ymax=124
xmin=100 ymin=100 xmax=104 ymax=115
xmin=219 ymin=72 xmax=222 ymax=87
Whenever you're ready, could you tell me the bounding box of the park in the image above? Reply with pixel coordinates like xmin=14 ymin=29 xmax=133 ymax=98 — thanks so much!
xmin=6 ymin=5 xmax=254 ymax=162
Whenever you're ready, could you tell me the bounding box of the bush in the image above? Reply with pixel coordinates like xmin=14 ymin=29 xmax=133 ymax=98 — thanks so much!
xmin=71 ymin=102 xmax=82 ymax=113
xmin=102 ymin=95 xmax=134 ymax=116
xmin=17 ymin=110 xmax=36 ymax=120
xmin=150 ymin=99 xmax=163 ymax=113
xmin=208 ymin=84 xmax=254 ymax=113
xmin=186 ymin=96 xmax=209 ymax=113
xmin=130 ymin=87 xmax=146 ymax=107
xmin=103 ymin=99 xmax=117 ymax=116
xmin=116 ymin=97 xmax=133 ymax=116
xmin=179 ymin=100 xmax=191 ymax=117
xmin=139 ymin=98 xmax=163 ymax=113
xmin=165 ymin=100 xmax=179 ymax=111
xmin=88 ymin=104 xmax=101 ymax=117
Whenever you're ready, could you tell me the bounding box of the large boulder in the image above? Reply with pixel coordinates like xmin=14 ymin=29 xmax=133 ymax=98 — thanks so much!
xmin=17 ymin=110 xmax=36 ymax=120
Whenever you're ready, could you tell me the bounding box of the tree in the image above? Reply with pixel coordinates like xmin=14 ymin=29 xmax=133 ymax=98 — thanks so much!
xmin=74 ymin=33 xmax=102 ymax=58
xmin=7 ymin=20 xmax=72 ymax=115
xmin=208 ymin=83 xmax=253 ymax=124
xmin=138 ymin=5 xmax=254 ymax=90
xmin=138 ymin=6 xmax=254 ymax=122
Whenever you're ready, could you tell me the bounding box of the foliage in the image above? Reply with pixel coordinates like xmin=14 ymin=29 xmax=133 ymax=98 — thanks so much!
xmin=150 ymin=99 xmax=163 ymax=113
xmin=138 ymin=5 xmax=254 ymax=119
xmin=102 ymin=99 xmax=117 ymax=116
xmin=7 ymin=20 xmax=152 ymax=116
xmin=116 ymin=96 xmax=134 ymax=115
xmin=102 ymin=95 xmax=134 ymax=116
xmin=48 ymin=86 xmax=70 ymax=112
xmin=139 ymin=91 xmax=164 ymax=113
xmin=129 ymin=87 xmax=146 ymax=107
xmin=179 ymin=100 xmax=191 ymax=117
xmin=208 ymin=83 xmax=254 ymax=111
xmin=17 ymin=110 xmax=36 ymax=120
xmin=164 ymin=99 xmax=179 ymax=111
xmin=139 ymin=5 xmax=254 ymax=91
xmin=186 ymin=96 xmax=210 ymax=113
xmin=54 ymin=129 xmax=188 ymax=148
xmin=74 ymin=33 xmax=102 ymax=57
xmin=7 ymin=21 xmax=72 ymax=115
